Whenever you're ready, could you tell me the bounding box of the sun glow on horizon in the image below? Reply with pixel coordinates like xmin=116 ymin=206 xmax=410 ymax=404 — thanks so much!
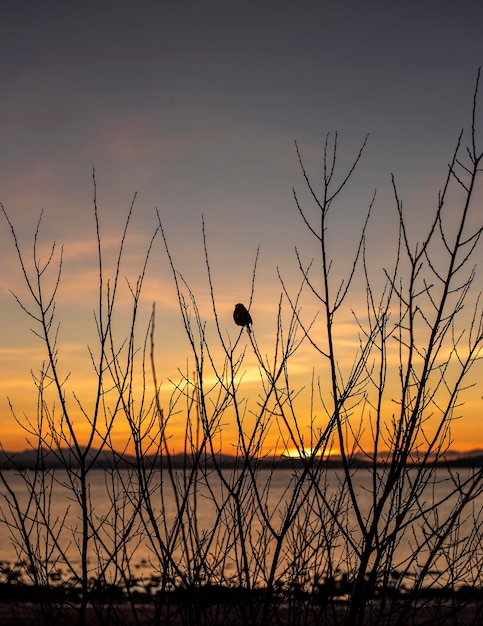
xmin=283 ymin=447 xmax=341 ymax=459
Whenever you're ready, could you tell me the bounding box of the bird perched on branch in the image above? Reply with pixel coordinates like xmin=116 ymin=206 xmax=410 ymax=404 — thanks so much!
xmin=233 ymin=303 xmax=252 ymax=333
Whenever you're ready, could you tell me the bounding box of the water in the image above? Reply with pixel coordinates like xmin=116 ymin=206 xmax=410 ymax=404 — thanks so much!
xmin=1 ymin=465 xmax=481 ymax=592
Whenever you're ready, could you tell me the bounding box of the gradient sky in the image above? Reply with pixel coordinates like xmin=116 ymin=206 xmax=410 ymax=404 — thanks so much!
xmin=1 ymin=1 xmax=483 ymax=454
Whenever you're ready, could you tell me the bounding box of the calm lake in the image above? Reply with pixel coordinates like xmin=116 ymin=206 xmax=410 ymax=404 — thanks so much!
xmin=1 ymin=466 xmax=481 ymax=591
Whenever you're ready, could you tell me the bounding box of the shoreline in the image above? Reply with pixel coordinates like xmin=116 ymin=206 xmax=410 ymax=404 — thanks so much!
xmin=0 ymin=582 xmax=481 ymax=625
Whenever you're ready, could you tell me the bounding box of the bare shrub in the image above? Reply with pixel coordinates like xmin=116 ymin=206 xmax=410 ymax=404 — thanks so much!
xmin=0 ymin=74 xmax=482 ymax=626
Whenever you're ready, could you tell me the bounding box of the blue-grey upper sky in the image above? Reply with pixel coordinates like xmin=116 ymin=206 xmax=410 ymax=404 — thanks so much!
xmin=2 ymin=2 xmax=481 ymax=244
xmin=1 ymin=1 xmax=483 ymax=450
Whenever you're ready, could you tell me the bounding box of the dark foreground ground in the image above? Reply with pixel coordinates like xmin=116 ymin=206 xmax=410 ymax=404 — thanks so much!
xmin=0 ymin=603 xmax=481 ymax=626
xmin=0 ymin=589 xmax=482 ymax=626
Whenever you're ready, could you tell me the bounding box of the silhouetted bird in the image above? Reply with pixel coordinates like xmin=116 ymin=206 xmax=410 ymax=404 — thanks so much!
xmin=233 ymin=303 xmax=252 ymax=333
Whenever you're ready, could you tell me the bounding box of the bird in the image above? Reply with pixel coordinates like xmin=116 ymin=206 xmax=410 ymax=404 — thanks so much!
xmin=233 ymin=303 xmax=252 ymax=333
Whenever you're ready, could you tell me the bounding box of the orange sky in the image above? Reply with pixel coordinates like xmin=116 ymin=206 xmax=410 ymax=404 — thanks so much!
xmin=1 ymin=219 xmax=481 ymax=457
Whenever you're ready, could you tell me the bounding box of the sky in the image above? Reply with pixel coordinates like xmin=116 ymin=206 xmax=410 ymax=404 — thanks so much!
xmin=1 ymin=1 xmax=483 ymax=456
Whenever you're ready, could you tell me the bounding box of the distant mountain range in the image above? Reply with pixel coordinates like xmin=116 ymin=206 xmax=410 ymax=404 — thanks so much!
xmin=1 ymin=447 xmax=483 ymax=470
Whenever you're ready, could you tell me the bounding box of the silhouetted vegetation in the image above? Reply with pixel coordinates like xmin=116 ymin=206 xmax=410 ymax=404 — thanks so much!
xmin=1 ymin=73 xmax=483 ymax=625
